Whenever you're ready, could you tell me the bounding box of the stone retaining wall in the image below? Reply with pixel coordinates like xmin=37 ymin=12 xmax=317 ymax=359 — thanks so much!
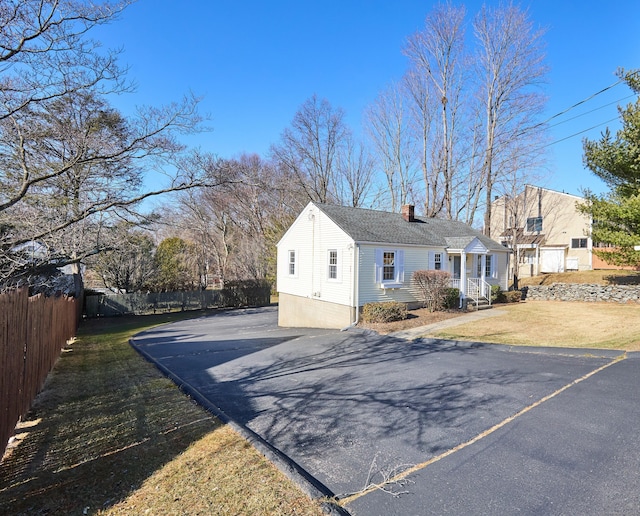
xmin=522 ymin=283 xmax=640 ymax=304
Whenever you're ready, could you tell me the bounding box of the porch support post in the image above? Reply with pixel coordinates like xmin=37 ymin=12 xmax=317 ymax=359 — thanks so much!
xmin=481 ymin=254 xmax=486 ymax=282
xmin=460 ymin=251 xmax=467 ymax=305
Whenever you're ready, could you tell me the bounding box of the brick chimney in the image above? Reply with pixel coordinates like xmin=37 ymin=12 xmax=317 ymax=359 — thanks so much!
xmin=401 ymin=204 xmax=415 ymax=222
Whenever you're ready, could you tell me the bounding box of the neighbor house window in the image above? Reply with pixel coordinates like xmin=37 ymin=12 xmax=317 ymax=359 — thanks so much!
xmin=328 ymin=250 xmax=338 ymax=280
xmin=288 ymin=250 xmax=297 ymax=277
xmin=434 ymin=253 xmax=442 ymax=270
xmin=571 ymin=238 xmax=588 ymax=249
xmin=526 ymin=216 xmax=543 ymax=233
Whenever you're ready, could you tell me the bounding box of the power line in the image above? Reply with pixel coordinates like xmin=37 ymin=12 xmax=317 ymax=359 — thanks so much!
xmin=548 ymin=94 xmax=634 ymax=129
xmin=544 ymin=116 xmax=620 ymax=148
xmin=508 ymin=78 xmax=635 ymax=147
xmin=511 ymin=78 xmax=629 ymax=142
xmin=542 ymin=77 xmax=626 ymax=125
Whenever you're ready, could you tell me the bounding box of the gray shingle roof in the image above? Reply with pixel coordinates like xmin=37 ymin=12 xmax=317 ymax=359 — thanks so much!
xmin=315 ymin=203 xmax=507 ymax=252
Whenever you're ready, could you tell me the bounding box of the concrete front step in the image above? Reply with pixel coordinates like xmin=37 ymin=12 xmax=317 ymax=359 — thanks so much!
xmin=468 ymin=299 xmax=493 ymax=311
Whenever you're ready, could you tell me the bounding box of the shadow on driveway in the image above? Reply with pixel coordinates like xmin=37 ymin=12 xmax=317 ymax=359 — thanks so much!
xmin=132 ymin=306 xmax=626 ymax=513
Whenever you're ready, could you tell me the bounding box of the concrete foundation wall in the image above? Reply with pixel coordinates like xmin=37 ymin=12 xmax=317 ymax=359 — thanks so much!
xmin=278 ymin=293 xmax=355 ymax=329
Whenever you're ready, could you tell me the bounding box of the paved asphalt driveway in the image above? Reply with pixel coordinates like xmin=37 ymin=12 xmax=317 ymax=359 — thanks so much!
xmin=131 ymin=306 xmax=640 ymax=515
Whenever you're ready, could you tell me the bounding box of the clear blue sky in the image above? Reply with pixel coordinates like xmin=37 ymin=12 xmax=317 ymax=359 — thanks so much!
xmin=96 ymin=0 xmax=640 ymax=198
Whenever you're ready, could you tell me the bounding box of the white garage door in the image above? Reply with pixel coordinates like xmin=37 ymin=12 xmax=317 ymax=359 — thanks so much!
xmin=540 ymin=248 xmax=565 ymax=273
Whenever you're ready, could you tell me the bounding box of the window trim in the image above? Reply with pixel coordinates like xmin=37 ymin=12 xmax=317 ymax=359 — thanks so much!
xmin=475 ymin=254 xmax=495 ymax=278
xmin=328 ymin=249 xmax=337 ymax=280
xmin=434 ymin=252 xmax=442 ymax=270
xmin=327 ymin=249 xmax=342 ymax=282
xmin=287 ymin=249 xmax=298 ymax=278
xmin=571 ymin=237 xmax=588 ymax=249
xmin=485 ymin=254 xmax=494 ymax=278
xmin=526 ymin=216 xmax=543 ymax=233
xmin=375 ymin=248 xmax=405 ymax=288
xmin=383 ymin=251 xmax=395 ymax=281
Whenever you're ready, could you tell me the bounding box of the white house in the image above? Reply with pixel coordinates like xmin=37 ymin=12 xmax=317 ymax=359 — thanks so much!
xmin=277 ymin=202 xmax=511 ymax=329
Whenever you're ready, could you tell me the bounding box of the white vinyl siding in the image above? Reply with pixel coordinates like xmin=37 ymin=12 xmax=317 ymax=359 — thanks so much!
xmin=360 ymin=245 xmax=445 ymax=306
xmin=277 ymin=203 xmax=353 ymax=306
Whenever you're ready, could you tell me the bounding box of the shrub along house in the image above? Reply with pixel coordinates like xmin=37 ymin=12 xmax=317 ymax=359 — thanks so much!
xmin=277 ymin=202 xmax=510 ymax=329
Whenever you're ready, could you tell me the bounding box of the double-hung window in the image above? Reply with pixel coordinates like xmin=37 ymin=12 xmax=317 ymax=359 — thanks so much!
xmin=485 ymin=255 xmax=493 ymax=278
xmin=526 ymin=216 xmax=543 ymax=233
xmin=375 ymin=249 xmax=405 ymax=287
xmin=328 ymin=250 xmax=338 ymax=280
xmin=428 ymin=251 xmax=444 ymax=271
xmin=288 ymin=250 xmax=297 ymax=277
xmin=434 ymin=253 xmax=442 ymax=270
xmin=477 ymin=254 xmax=494 ymax=278
xmin=571 ymin=238 xmax=588 ymax=249
xmin=383 ymin=251 xmax=395 ymax=281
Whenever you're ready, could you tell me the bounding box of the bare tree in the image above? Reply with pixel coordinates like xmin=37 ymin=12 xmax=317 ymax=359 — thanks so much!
xmin=365 ymin=83 xmax=417 ymax=212
xmin=474 ymin=2 xmax=548 ymax=236
xmin=271 ymin=95 xmax=348 ymax=204
xmin=171 ymin=155 xmax=303 ymax=288
xmin=334 ymin=135 xmax=378 ymax=208
xmin=0 ymin=1 xmax=216 ymax=293
xmin=403 ymin=69 xmax=441 ymax=216
xmin=0 ymin=88 xmax=210 ymax=292
xmin=90 ymin=224 xmax=156 ymax=293
xmin=403 ymin=3 xmax=468 ymax=219
xmin=0 ymin=0 xmax=131 ymax=122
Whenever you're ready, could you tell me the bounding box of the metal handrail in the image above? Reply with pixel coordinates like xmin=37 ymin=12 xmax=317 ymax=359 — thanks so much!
xmin=467 ymin=277 xmax=492 ymax=306
xmin=450 ymin=277 xmax=492 ymax=307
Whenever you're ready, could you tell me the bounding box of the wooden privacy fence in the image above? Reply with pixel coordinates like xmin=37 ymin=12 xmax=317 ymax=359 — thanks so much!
xmin=0 ymin=289 xmax=77 ymax=459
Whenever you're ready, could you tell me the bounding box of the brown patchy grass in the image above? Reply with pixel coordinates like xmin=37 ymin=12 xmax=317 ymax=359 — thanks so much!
xmin=0 ymin=311 xmax=324 ymax=516
xmin=431 ymin=301 xmax=640 ymax=350
xmin=517 ymin=269 xmax=640 ymax=286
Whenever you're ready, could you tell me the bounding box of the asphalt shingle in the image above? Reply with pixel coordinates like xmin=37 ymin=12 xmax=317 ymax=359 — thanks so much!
xmin=315 ymin=203 xmax=507 ymax=252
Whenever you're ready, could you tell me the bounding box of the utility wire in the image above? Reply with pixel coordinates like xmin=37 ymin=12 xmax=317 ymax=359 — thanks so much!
xmin=511 ymin=78 xmax=629 ymax=141
xmin=542 ymin=77 xmax=626 ymax=125
xmin=544 ymin=117 xmax=620 ymax=148
xmin=548 ymin=94 xmax=634 ymax=129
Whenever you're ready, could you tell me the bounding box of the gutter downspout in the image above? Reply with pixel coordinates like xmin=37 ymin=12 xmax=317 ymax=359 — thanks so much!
xmin=341 ymin=242 xmax=359 ymax=331
xmin=309 ymin=210 xmax=315 ymax=298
